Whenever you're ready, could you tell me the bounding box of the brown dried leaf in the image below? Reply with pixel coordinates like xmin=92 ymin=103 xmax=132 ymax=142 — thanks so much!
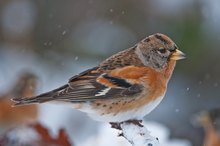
xmin=31 ymin=123 xmax=72 ymax=146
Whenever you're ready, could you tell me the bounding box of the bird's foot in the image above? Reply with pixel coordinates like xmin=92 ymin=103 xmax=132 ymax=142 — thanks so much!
xmin=125 ymin=119 xmax=143 ymax=127
xmin=110 ymin=119 xmax=143 ymax=131
xmin=110 ymin=122 xmax=122 ymax=130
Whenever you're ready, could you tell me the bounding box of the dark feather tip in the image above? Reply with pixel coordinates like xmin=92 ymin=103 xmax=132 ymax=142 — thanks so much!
xmin=11 ymin=97 xmax=23 ymax=102
xmin=11 ymin=97 xmax=37 ymax=106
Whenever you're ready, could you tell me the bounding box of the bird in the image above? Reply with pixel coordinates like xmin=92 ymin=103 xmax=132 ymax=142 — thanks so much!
xmin=0 ymin=72 xmax=38 ymax=129
xmin=195 ymin=108 xmax=220 ymax=146
xmin=12 ymin=33 xmax=185 ymax=123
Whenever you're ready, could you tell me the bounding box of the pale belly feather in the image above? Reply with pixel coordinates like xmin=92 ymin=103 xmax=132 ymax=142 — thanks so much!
xmin=77 ymin=95 xmax=164 ymax=122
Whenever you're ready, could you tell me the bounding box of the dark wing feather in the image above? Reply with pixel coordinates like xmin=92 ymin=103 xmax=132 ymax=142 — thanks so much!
xmin=69 ymin=66 xmax=99 ymax=82
xmin=13 ymin=67 xmax=144 ymax=105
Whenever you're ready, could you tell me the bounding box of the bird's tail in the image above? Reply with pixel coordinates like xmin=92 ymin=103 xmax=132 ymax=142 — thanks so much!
xmin=12 ymin=84 xmax=69 ymax=106
xmin=12 ymin=96 xmax=40 ymax=106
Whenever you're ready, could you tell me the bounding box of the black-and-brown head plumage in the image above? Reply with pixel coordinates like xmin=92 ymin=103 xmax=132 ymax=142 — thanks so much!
xmin=135 ymin=33 xmax=184 ymax=69
xmin=99 ymin=33 xmax=185 ymax=71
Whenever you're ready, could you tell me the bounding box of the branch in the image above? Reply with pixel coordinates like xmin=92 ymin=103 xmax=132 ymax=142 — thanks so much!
xmin=110 ymin=120 xmax=159 ymax=146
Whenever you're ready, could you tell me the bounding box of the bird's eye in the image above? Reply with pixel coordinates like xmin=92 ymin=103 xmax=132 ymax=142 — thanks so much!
xmin=158 ymin=48 xmax=166 ymax=54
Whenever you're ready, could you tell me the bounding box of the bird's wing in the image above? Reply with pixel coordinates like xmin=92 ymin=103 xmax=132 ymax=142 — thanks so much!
xmin=13 ymin=66 xmax=146 ymax=105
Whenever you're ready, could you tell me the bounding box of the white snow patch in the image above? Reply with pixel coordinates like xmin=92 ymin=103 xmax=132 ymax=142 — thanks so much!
xmin=6 ymin=126 xmax=40 ymax=144
xmin=81 ymin=121 xmax=192 ymax=146
xmin=120 ymin=122 xmax=159 ymax=146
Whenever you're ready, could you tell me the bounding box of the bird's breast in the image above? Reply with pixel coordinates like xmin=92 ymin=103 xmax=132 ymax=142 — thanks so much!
xmin=86 ymin=94 xmax=165 ymax=122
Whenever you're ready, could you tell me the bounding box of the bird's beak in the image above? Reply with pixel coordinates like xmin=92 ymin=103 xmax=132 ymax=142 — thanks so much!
xmin=170 ymin=49 xmax=186 ymax=60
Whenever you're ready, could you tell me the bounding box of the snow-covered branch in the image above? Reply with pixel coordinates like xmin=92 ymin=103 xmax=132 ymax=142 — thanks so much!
xmin=110 ymin=121 xmax=159 ymax=146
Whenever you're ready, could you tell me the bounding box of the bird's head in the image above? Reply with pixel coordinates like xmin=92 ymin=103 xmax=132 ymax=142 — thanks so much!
xmin=136 ymin=33 xmax=186 ymax=69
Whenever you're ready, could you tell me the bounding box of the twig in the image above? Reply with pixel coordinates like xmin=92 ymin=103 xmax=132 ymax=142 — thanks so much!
xmin=110 ymin=120 xmax=159 ymax=146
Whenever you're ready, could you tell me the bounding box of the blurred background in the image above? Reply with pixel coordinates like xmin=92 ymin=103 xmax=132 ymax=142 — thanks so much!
xmin=0 ymin=0 xmax=220 ymax=146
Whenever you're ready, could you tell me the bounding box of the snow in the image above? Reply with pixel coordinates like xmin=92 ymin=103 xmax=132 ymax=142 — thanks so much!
xmin=5 ymin=125 xmax=40 ymax=145
xmin=62 ymin=30 xmax=67 ymax=35
xmin=109 ymin=9 xmax=114 ymax=13
xmin=74 ymin=56 xmax=79 ymax=61
xmin=120 ymin=122 xmax=159 ymax=146
xmin=81 ymin=121 xmax=192 ymax=146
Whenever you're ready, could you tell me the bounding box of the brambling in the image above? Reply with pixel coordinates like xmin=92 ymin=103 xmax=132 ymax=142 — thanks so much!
xmin=195 ymin=109 xmax=220 ymax=146
xmin=0 ymin=72 xmax=38 ymax=127
xmin=13 ymin=33 xmax=185 ymax=123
